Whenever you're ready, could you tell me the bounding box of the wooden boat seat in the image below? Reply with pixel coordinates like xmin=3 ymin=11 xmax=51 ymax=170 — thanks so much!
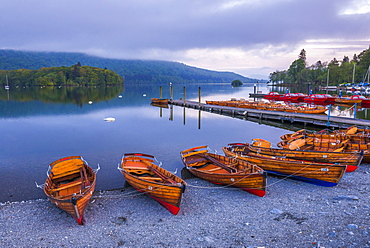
xmin=49 ymin=178 xmax=83 ymax=193
xmin=139 ymin=176 xmax=163 ymax=181
xmin=51 ymin=168 xmax=81 ymax=180
xmin=123 ymin=166 xmax=149 ymax=170
xmin=181 ymin=149 xmax=207 ymax=158
xmin=50 ymin=159 xmax=85 ymax=176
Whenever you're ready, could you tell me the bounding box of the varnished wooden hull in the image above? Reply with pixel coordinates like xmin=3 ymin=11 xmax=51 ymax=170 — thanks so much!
xmin=151 ymin=98 xmax=169 ymax=104
xmin=283 ymin=107 xmax=327 ymax=114
xmin=180 ymin=146 xmax=266 ymax=197
xmin=334 ymin=98 xmax=362 ymax=104
xmin=43 ymin=156 xmax=97 ymax=225
xmin=119 ymin=153 xmax=186 ymax=215
xmin=223 ymin=145 xmax=346 ymax=186
xmin=278 ymin=136 xmax=370 ymax=163
xmin=280 ymin=130 xmax=370 ymax=144
xmin=151 ymin=102 xmax=169 ymax=108
xmin=246 ymin=141 xmax=362 ymax=170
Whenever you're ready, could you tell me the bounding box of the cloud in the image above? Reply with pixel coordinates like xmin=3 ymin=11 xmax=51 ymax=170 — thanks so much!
xmin=1 ymin=0 xmax=369 ymax=79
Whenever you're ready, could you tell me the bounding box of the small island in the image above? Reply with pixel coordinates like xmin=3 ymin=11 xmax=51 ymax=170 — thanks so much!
xmin=231 ymin=79 xmax=243 ymax=87
xmin=1 ymin=62 xmax=124 ymax=87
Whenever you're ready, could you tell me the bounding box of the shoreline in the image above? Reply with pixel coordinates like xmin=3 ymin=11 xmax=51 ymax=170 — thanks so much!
xmin=1 ymin=165 xmax=369 ymax=247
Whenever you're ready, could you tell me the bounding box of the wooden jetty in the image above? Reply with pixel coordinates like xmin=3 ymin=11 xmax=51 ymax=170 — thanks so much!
xmin=169 ymin=100 xmax=370 ymax=129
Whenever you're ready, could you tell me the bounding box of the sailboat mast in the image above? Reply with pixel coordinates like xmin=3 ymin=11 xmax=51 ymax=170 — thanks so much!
xmin=326 ymin=69 xmax=330 ymax=94
xmin=5 ymin=74 xmax=9 ymax=90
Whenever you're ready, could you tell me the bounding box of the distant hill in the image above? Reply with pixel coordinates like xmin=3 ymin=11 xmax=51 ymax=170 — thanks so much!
xmin=0 ymin=49 xmax=261 ymax=84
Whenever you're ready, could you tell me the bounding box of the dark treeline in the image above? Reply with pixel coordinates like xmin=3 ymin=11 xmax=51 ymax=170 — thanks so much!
xmin=0 ymin=63 xmax=123 ymax=87
xmin=269 ymin=47 xmax=370 ymax=85
xmin=0 ymin=50 xmax=258 ymax=84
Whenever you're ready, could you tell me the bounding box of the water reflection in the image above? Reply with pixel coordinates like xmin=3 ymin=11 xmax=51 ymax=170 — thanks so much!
xmin=0 ymin=85 xmax=124 ymax=106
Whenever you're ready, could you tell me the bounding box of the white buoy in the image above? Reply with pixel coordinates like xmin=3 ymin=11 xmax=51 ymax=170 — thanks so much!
xmin=88 ymin=101 xmax=93 ymax=104
xmin=104 ymin=117 xmax=115 ymax=122
xmin=143 ymin=94 xmax=147 ymax=97
xmin=118 ymin=95 xmax=122 ymax=98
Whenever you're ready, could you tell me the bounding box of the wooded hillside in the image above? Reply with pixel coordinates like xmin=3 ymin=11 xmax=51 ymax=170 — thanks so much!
xmin=0 ymin=50 xmax=258 ymax=84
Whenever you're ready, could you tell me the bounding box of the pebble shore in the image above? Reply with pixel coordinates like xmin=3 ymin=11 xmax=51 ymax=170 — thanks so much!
xmin=1 ymin=165 xmax=369 ymax=247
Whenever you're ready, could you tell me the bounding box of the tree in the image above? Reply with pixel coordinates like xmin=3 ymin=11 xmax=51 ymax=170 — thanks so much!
xmin=327 ymin=58 xmax=341 ymax=85
xmin=287 ymin=59 xmax=306 ymax=83
xmin=269 ymin=70 xmax=287 ymax=83
xmin=342 ymin=56 xmax=350 ymax=63
xmin=357 ymin=48 xmax=370 ymax=82
xmin=352 ymin=54 xmax=359 ymax=63
xmin=299 ymin=49 xmax=307 ymax=62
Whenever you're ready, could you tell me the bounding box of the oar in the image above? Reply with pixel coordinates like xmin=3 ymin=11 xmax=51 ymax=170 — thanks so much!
xmin=202 ymin=154 xmax=237 ymax=173
xmin=147 ymin=165 xmax=178 ymax=184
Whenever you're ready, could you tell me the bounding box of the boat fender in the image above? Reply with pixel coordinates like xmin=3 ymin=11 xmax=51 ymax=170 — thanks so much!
xmin=181 ymin=184 xmax=186 ymax=193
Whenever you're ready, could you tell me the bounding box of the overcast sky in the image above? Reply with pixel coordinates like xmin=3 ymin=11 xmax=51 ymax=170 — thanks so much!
xmin=1 ymin=0 xmax=370 ymax=79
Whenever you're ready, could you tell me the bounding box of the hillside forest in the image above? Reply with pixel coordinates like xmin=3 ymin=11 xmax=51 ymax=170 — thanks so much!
xmin=269 ymin=47 xmax=370 ymax=86
xmin=0 ymin=50 xmax=259 ymax=85
xmin=0 ymin=63 xmax=123 ymax=87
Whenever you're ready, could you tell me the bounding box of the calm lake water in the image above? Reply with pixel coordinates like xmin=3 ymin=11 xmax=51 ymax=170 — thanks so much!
xmin=1 ymin=83 xmax=369 ymax=202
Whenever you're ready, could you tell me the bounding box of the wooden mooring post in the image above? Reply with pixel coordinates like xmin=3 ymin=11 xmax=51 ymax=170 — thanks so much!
xmin=169 ymin=82 xmax=173 ymax=100
xmin=198 ymin=87 xmax=201 ymax=106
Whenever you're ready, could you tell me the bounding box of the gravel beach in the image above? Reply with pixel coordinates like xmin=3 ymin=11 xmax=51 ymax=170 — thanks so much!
xmin=1 ymin=165 xmax=369 ymax=248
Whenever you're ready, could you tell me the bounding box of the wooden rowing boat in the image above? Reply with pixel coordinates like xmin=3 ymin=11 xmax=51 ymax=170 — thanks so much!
xmin=42 ymin=156 xmax=98 ymax=225
xmin=245 ymin=139 xmax=362 ymax=170
xmin=118 ymin=153 xmax=186 ymax=215
xmin=223 ymin=144 xmax=347 ymax=186
xmin=280 ymin=128 xmax=370 ymax=144
xmin=334 ymin=97 xmax=362 ymax=105
xmin=282 ymin=105 xmax=327 ymax=114
xmin=180 ymin=145 xmax=266 ymax=197
xmin=324 ymin=125 xmax=370 ymax=136
xmin=151 ymin=102 xmax=169 ymax=108
xmin=151 ymin=98 xmax=169 ymax=104
xmin=277 ymin=136 xmax=370 ymax=163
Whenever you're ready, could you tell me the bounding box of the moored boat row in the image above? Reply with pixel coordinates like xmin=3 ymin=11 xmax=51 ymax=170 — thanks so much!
xmin=205 ymin=99 xmax=327 ymax=114
xmin=39 ymin=125 xmax=367 ymax=224
xmin=278 ymin=126 xmax=370 ymax=162
xmin=263 ymin=92 xmax=370 ymax=106
xmin=222 ymin=143 xmax=347 ymax=187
